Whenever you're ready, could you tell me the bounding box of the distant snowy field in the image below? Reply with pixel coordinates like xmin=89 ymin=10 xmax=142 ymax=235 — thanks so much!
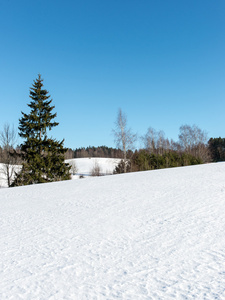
xmin=1 ymin=163 xmax=225 ymax=299
xmin=66 ymin=157 xmax=121 ymax=178
xmin=0 ymin=158 xmax=120 ymax=187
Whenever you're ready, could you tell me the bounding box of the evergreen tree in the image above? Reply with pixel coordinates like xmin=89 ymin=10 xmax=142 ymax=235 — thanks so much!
xmin=12 ymin=74 xmax=71 ymax=186
xmin=208 ymin=137 xmax=225 ymax=162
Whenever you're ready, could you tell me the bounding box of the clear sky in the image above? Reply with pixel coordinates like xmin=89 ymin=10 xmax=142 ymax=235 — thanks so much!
xmin=1 ymin=0 xmax=225 ymax=149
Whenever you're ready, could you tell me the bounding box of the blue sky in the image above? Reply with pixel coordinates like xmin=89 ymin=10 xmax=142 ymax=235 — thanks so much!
xmin=0 ymin=0 xmax=225 ymax=149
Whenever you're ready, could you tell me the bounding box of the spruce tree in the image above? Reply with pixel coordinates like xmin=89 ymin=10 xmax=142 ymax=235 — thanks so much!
xmin=12 ymin=74 xmax=71 ymax=186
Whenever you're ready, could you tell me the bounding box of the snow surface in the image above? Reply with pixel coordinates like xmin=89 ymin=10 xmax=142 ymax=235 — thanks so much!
xmin=1 ymin=163 xmax=225 ymax=299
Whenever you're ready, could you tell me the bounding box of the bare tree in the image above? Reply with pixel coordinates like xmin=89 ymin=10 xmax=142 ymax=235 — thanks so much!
xmin=143 ymin=127 xmax=157 ymax=154
xmin=68 ymin=160 xmax=78 ymax=175
xmin=178 ymin=124 xmax=209 ymax=162
xmin=157 ymin=130 xmax=166 ymax=155
xmin=143 ymin=127 xmax=167 ymax=155
xmin=0 ymin=123 xmax=18 ymax=187
xmin=91 ymin=160 xmax=101 ymax=176
xmin=65 ymin=149 xmax=74 ymax=159
xmin=178 ymin=125 xmax=193 ymax=152
xmin=113 ymin=109 xmax=136 ymax=172
xmin=170 ymin=139 xmax=181 ymax=152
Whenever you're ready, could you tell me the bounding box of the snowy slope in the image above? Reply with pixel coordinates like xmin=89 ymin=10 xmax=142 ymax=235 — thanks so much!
xmin=0 ymin=163 xmax=225 ymax=299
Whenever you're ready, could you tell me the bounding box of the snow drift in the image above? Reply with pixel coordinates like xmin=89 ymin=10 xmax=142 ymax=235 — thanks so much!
xmin=0 ymin=163 xmax=225 ymax=299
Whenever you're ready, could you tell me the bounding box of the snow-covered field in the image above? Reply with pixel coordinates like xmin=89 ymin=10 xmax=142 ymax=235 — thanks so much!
xmin=66 ymin=157 xmax=121 ymax=177
xmin=1 ymin=163 xmax=225 ymax=299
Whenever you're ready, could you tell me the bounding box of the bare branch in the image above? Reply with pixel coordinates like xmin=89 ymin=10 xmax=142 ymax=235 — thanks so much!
xmin=0 ymin=123 xmax=18 ymax=187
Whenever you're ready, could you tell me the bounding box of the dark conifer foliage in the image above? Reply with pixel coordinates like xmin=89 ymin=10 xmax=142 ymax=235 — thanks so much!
xmin=208 ymin=138 xmax=225 ymax=162
xmin=72 ymin=146 xmax=133 ymax=159
xmin=114 ymin=150 xmax=203 ymax=174
xmin=12 ymin=75 xmax=71 ymax=186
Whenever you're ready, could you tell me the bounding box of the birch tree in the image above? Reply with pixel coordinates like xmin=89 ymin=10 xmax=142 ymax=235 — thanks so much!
xmin=113 ymin=108 xmax=136 ymax=172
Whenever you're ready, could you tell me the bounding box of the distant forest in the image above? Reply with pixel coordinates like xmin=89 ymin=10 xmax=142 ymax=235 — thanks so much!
xmin=65 ymin=146 xmax=132 ymax=159
xmin=1 ymin=134 xmax=225 ymax=179
xmin=1 ymin=137 xmax=225 ymax=165
xmin=64 ymin=138 xmax=225 ymax=163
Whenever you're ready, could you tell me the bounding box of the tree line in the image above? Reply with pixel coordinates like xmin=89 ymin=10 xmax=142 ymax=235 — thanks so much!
xmin=111 ymin=108 xmax=223 ymax=173
xmin=64 ymin=146 xmax=133 ymax=159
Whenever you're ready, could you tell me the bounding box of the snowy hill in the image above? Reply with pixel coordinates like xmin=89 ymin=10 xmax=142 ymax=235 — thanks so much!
xmin=0 ymin=163 xmax=225 ymax=299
